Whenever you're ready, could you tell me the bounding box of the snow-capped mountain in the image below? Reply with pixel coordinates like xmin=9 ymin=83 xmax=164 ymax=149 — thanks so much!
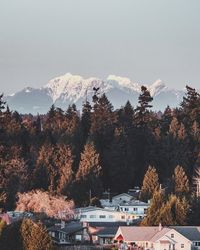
xmin=5 ymin=73 xmax=185 ymax=114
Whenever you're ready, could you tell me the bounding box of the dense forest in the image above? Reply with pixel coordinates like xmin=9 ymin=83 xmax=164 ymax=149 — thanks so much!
xmin=0 ymin=85 xmax=200 ymax=216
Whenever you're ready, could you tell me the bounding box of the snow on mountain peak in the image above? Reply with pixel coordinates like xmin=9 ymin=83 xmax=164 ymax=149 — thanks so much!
xmin=148 ymin=79 xmax=167 ymax=96
xmin=107 ymin=75 xmax=141 ymax=92
xmin=45 ymin=73 xmax=111 ymax=102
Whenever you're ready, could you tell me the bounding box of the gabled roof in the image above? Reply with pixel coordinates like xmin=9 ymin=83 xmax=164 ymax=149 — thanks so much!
xmin=119 ymin=200 xmax=149 ymax=207
xmin=48 ymin=222 xmax=85 ymax=235
xmin=171 ymin=226 xmax=200 ymax=241
xmin=150 ymin=228 xmax=171 ymax=242
xmin=112 ymin=193 xmax=133 ymax=200
xmin=95 ymin=227 xmax=118 ymax=237
xmin=88 ymin=222 xmax=127 ymax=228
xmin=115 ymin=226 xmax=163 ymax=242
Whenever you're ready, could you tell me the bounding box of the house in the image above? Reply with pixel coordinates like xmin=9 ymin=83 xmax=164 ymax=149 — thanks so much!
xmin=48 ymin=221 xmax=90 ymax=245
xmin=88 ymin=222 xmax=128 ymax=245
xmin=75 ymin=206 xmax=130 ymax=223
xmin=171 ymin=226 xmax=200 ymax=249
xmin=100 ymin=193 xmax=133 ymax=210
xmin=114 ymin=226 xmax=196 ymax=250
xmin=118 ymin=200 xmax=149 ymax=219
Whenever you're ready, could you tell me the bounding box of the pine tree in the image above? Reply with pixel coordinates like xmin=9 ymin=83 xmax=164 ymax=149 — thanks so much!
xmin=81 ymin=100 xmax=92 ymax=144
xmin=140 ymin=166 xmax=159 ymax=202
xmin=181 ymin=85 xmax=200 ymax=129
xmin=173 ymin=165 xmax=190 ymax=197
xmin=141 ymin=190 xmax=164 ymax=226
xmin=135 ymin=86 xmax=153 ymax=127
xmin=169 ymin=117 xmax=179 ymax=138
xmin=21 ymin=219 xmax=53 ymax=250
xmin=75 ymin=142 xmax=103 ymax=204
xmin=106 ymin=127 xmax=135 ymax=192
xmin=35 ymin=144 xmax=74 ymax=193
xmin=0 ymin=94 xmax=5 ymax=113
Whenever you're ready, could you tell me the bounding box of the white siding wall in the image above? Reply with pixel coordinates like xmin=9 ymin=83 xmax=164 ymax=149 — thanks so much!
xmin=164 ymin=229 xmax=192 ymax=250
xmin=78 ymin=209 xmax=128 ymax=222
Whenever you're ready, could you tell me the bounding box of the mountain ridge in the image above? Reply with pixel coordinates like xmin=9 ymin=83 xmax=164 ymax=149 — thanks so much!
xmin=5 ymin=73 xmax=185 ymax=114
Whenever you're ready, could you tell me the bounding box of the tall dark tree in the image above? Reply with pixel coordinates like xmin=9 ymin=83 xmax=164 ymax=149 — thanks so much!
xmin=134 ymin=86 xmax=153 ymax=127
xmin=75 ymin=142 xmax=103 ymax=205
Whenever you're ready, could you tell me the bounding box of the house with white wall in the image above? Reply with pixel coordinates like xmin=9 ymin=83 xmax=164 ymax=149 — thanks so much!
xmin=100 ymin=193 xmax=133 ymax=210
xmin=118 ymin=200 xmax=149 ymax=219
xmin=115 ymin=226 xmax=200 ymax=250
xmin=75 ymin=206 xmax=130 ymax=223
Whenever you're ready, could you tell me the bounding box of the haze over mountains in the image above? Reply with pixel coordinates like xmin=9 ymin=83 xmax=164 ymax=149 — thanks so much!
xmin=5 ymin=73 xmax=185 ymax=114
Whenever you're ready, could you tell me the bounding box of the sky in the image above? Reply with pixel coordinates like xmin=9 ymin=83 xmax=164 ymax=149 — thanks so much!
xmin=0 ymin=0 xmax=200 ymax=94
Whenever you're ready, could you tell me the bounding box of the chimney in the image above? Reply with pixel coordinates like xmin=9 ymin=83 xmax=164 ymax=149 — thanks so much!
xmin=159 ymin=222 xmax=162 ymax=231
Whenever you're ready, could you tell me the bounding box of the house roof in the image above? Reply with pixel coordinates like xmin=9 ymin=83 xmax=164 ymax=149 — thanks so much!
xmin=150 ymin=228 xmax=171 ymax=242
xmin=95 ymin=227 xmax=118 ymax=237
xmin=48 ymin=222 xmax=85 ymax=235
xmin=112 ymin=193 xmax=133 ymax=200
xmin=119 ymin=200 xmax=149 ymax=207
xmin=88 ymin=222 xmax=128 ymax=228
xmin=75 ymin=206 xmax=127 ymax=214
xmin=171 ymin=226 xmax=200 ymax=241
xmin=115 ymin=226 xmax=164 ymax=242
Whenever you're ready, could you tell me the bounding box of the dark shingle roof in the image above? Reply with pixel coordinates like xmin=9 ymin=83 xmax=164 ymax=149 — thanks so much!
xmin=48 ymin=222 xmax=85 ymax=235
xmin=95 ymin=227 xmax=118 ymax=237
xmin=171 ymin=226 xmax=200 ymax=241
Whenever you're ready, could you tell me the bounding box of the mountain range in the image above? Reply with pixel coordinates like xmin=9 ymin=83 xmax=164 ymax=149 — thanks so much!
xmin=5 ymin=73 xmax=185 ymax=114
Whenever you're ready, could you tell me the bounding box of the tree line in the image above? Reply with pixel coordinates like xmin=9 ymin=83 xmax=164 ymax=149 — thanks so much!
xmin=0 ymin=85 xmax=200 ymax=219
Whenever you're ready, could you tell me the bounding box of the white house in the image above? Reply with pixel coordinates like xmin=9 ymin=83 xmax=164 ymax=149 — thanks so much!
xmin=115 ymin=226 xmax=200 ymax=250
xmin=118 ymin=200 xmax=149 ymax=219
xmin=75 ymin=206 xmax=130 ymax=223
xmin=100 ymin=193 xmax=133 ymax=210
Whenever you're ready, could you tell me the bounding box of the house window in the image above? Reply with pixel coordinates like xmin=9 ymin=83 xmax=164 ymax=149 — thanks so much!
xmin=121 ymin=216 xmax=125 ymax=219
xmin=171 ymin=234 xmax=174 ymax=238
xmin=99 ymin=215 xmax=106 ymax=219
xmin=181 ymin=244 xmax=184 ymax=248
xmin=90 ymin=215 xmax=96 ymax=218
xmin=109 ymin=215 xmax=114 ymax=218
xmin=195 ymin=242 xmax=200 ymax=246
xmin=144 ymin=208 xmax=148 ymax=213
xmin=124 ymin=208 xmax=129 ymax=211
xmin=80 ymin=215 xmax=87 ymax=218
xmin=133 ymin=208 xmax=138 ymax=211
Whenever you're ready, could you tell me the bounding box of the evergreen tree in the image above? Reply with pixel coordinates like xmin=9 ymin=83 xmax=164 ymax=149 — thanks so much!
xmin=141 ymin=190 xmax=164 ymax=226
xmin=35 ymin=144 xmax=73 ymax=193
xmin=106 ymin=127 xmax=135 ymax=192
xmin=75 ymin=142 xmax=103 ymax=204
xmin=181 ymin=85 xmax=200 ymax=126
xmin=135 ymin=86 xmax=153 ymax=127
xmin=140 ymin=166 xmax=159 ymax=201
xmin=81 ymin=100 xmax=92 ymax=144
xmin=173 ymin=165 xmax=190 ymax=197
xmin=163 ymin=195 xmax=189 ymax=225
xmin=20 ymin=219 xmax=53 ymax=250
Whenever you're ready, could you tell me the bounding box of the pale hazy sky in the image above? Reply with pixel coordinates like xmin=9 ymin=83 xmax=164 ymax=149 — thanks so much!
xmin=0 ymin=0 xmax=200 ymax=94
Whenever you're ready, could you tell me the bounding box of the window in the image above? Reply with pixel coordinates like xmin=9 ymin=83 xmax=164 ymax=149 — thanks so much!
xmin=109 ymin=215 xmax=114 ymax=218
xmin=124 ymin=208 xmax=129 ymax=211
xmin=89 ymin=215 xmax=96 ymax=218
xmin=171 ymin=234 xmax=174 ymax=238
xmin=133 ymin=208 xmax=138 ymax=211
xmin=144 ymin=208 xmax=148 ymax=213
xmin=121 ymin=216 xmax=125 ymax=219
xmin=181 ymin=244 xmax=184 ymax=248
xmin=99 ymin=215 xmax=106 ymax=219
xmin=80 ymin=215 xmax=87 ymax=218
xmin=194 ymin=242 xmax=200 ymax=246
